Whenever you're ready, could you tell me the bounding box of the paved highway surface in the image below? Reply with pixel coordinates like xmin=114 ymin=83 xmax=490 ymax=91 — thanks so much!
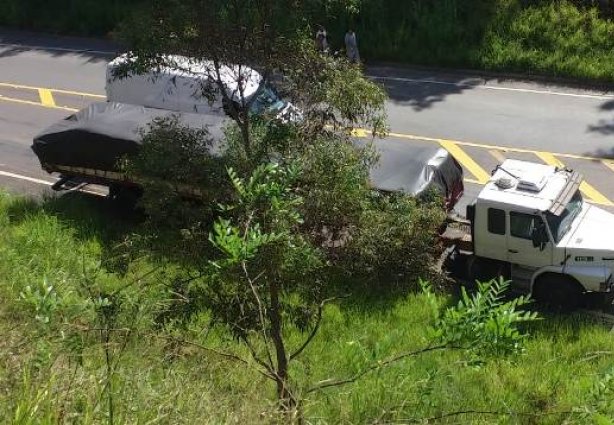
xmin=1 ymin=30 xmax=614 ymax=215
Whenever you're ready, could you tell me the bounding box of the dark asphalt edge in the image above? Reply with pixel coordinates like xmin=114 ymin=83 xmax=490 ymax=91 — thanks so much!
xmin=3 ymin=27 xmax=614 ymax=93
xmin=367 ymin=61 xmax=614 ymax=94
xmin=0 ymin=27 xmax=122 ymax=54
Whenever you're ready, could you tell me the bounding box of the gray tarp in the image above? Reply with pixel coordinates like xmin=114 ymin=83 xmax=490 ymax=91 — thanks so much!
xmin=32 ymin=102 xmax=226 ymax=171
xmin=353 ymin=137 xmax=463 ymax=198
xmin=32 ymin=101 xmax=462 ymax=202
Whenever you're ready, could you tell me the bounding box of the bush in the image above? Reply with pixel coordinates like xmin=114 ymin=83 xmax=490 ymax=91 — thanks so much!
xmin=122 ymin=116 xmax=230 ymax=263
xmin=432 ymin=277 xmax=539 ymax=356
xmin=339 ymin=192 xmax=447 ymax=289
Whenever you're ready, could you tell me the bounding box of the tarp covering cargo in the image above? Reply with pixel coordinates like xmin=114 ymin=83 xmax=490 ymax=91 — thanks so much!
xmin=353 ymin=137 xmax=463 ymax=198
xmin=32 ymin=102 xmax=226 ymax=172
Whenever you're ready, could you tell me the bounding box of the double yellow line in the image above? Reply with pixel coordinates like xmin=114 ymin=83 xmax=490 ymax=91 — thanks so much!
xmin=0 ymin=81 xmax=104 ymax=112
xmin=384 ymin=131 xmax=614 ymax=206
xmin=1 ymin=80 xmax=613 ymax=206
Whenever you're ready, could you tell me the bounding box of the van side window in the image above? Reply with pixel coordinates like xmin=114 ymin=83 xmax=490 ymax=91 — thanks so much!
xmin=487 ymin=208 xmax=506 ymax=235
xmin=510 ymin=212 xmax=539 ymax=240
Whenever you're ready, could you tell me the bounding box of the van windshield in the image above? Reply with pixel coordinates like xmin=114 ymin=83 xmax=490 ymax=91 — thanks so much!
xmin=250 ymin=85 xmax=286 ymax=115
xmin=545 ymin=189 xmax=583 ymax=243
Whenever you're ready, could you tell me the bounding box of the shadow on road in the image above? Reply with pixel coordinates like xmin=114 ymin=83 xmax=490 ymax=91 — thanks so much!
xmin=0 ymin=28 xmax=119 ymax=62
xmin=587 ymin=99 xmax=614 ymax=136
xmin=375 ymin=76 xmax=472 ymax=111
xmin=370 ymin=63 xmax=614 ymax=113
xmin=0 ymin=45 xmax=110 ymax=64
xmin=585 ymin=99 xmax=614 ymax=157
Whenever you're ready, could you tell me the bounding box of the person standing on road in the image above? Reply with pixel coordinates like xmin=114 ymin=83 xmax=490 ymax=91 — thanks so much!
xmin=315 ymin=25 xmax=329 ymax=54
xmin=344 ymin=28 xmax=360 ymax=64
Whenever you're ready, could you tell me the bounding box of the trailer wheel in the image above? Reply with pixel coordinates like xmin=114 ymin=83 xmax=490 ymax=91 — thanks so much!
xmin=108 ymin=184 xmax=142 ymax=210
xmin=532 ymin=274 xmax=583 ymax=312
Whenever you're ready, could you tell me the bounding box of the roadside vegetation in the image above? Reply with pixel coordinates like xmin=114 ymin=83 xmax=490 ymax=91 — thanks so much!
xmin=2 ymin=0 xmax=614 ymax=423
xmin=3 ymin=0 xmax=614 ymax=82
xmin=2 ymin=191 xmax=614 ymax=423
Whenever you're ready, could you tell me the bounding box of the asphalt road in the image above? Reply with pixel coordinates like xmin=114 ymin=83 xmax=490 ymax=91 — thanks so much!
xmin=1 ymin=30 xmax=614 ymax=214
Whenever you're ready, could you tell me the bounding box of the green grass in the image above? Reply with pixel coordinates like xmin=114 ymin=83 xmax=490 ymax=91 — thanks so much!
xmin=1 ymin=191 xmax=614 ymax=423
xmin=0 ymin=0 xmax=144 ymax=37
xmin=3 ymin=0 xmax=613 ymax=82
xmin=346 ymin=0 xmax=614 ymax=82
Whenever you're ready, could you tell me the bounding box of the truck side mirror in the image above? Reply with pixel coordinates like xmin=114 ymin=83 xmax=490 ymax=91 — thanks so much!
xmin=531 ymin=224 xmax=548 ymax=250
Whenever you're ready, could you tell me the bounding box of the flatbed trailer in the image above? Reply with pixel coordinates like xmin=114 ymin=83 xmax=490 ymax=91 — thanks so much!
xmin=440 ymin=215 xmax=473 ymax=253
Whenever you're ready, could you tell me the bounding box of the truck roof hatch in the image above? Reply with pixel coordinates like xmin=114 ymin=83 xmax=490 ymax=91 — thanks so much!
xmin=517 ymin=172 xmax=548 ymax=192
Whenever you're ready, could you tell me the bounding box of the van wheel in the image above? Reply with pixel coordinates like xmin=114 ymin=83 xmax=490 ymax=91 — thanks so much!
xmin=533 ymin=274 xmax=583 ymax=312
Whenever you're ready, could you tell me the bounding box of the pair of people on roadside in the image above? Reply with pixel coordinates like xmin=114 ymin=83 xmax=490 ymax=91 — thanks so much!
xmin=315 ymin=26 xmax=360 ymax=64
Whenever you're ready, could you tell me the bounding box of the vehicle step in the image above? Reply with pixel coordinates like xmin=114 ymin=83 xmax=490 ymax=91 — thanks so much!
xmin=51 ymin=174 xmax=87 ymax=191
xmin=511 ymin=265 xmax=535 ymax=291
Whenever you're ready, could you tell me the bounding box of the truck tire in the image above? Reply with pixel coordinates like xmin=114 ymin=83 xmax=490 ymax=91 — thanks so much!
xmin=532 ymin=274 xmax=583 ymax=312
xmin=467 ymin=257 xmax=509 ymax=286
xmin=443 ymin=248 xmax=468 ymax=279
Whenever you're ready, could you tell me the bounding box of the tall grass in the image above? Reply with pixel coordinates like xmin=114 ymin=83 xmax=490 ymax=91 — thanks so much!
xmin=0 ymin=0 xmax=144 ymax=36
xmin=2 ymin=191 xmax=614 ymax=423
xmin=3 ymin=0 xmax=612 ymax=81
xmin=344 ymin=0 xmax=614 ymax=81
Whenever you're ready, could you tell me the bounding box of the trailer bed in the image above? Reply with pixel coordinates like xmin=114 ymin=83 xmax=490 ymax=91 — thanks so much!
xmin=440 ymin=218 xmax=473 ymax=251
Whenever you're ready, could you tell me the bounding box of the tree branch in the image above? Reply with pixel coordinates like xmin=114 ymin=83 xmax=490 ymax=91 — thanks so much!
xmin=239 ymin=333 xmax=276 ymax=380
xmin=289 ymin=296 xmax=341 ymax=361
xmin=241 ymin=261 xmax=276 ymax=371
xmin=69 ymin=324 xmax=273 ymax=380
xmin=396 ymin=409 xmax=576 ymax=423
xmin=306 ymin=345 xmax=455 ymax=394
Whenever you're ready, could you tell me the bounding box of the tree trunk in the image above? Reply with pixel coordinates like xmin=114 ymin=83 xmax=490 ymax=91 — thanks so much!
xmin=268 ymin=279 xmax=295 ymax=412
xmin=238 ymin=115 xmax=252 ymax=157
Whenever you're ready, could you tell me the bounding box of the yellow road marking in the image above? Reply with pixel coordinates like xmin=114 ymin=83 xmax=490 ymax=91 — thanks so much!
xmin=602 ymin=160 xmax=614 ymax=174
xmin=0 ymin=80 xmax=613 ymax=206
xmin=438 ymin=139 xmax=490 ymax=184
xmin=535 ymin=151 xmax=612 ymax=206
xmin=0 ymin=79 xmax=608 ymax=162
xmin=388 ymin=131 xmax=609 ymax=162
xmin=489 ymin=149 xmax=506 ymax=163
xmin=351 ymin=128 xmax=369 ymax=138
xmin=0 ymin=82 xmax=105 ymax=98
xmin=38 ymin=89 xmax=56 ymax=107
xmin=0 ymin=94 xmax=78 ymax=112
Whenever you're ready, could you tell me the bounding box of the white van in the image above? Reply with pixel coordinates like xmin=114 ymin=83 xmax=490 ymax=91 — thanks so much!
xmin=106 ymin=54 xmax=299 ymax=120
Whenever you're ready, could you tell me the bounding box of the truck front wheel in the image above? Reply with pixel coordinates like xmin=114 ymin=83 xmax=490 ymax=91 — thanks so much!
xmin=532 ymin=274 xmax=583 ymax=312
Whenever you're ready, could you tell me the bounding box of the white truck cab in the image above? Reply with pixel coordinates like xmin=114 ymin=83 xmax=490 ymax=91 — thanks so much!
xmin=106 ymin=54 xmax=300 ymax=121
xmin=465 ymin=159 xmax=614 ymax=308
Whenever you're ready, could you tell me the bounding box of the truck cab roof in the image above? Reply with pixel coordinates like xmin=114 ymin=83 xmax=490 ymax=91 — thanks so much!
xmin=478 ymin=159 xmax=582 ymax=214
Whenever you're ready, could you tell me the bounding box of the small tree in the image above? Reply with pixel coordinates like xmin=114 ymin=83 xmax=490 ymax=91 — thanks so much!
xmin=207 ymin=162 xmax=325 ymax=414
xmin=117 ymin=0 xmax=387 ymax=162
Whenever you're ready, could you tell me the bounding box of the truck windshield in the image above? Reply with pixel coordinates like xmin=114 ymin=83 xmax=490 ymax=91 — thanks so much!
xmin=250 ymin=85 xmax=286 ymax=115
xmin=545 ymin=189 xmax=583 ymax=243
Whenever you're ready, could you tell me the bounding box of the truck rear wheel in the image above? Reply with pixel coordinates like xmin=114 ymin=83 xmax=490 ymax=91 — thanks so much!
xmin=467 ymin=257 xmax=509 ymax=286
xmin=532 ymin=274 xmax=583 ymax=312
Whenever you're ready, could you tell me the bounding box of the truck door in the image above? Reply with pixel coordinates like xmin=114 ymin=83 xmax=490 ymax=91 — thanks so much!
xmin=507 ymin=212 xmax=553 ymax=268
